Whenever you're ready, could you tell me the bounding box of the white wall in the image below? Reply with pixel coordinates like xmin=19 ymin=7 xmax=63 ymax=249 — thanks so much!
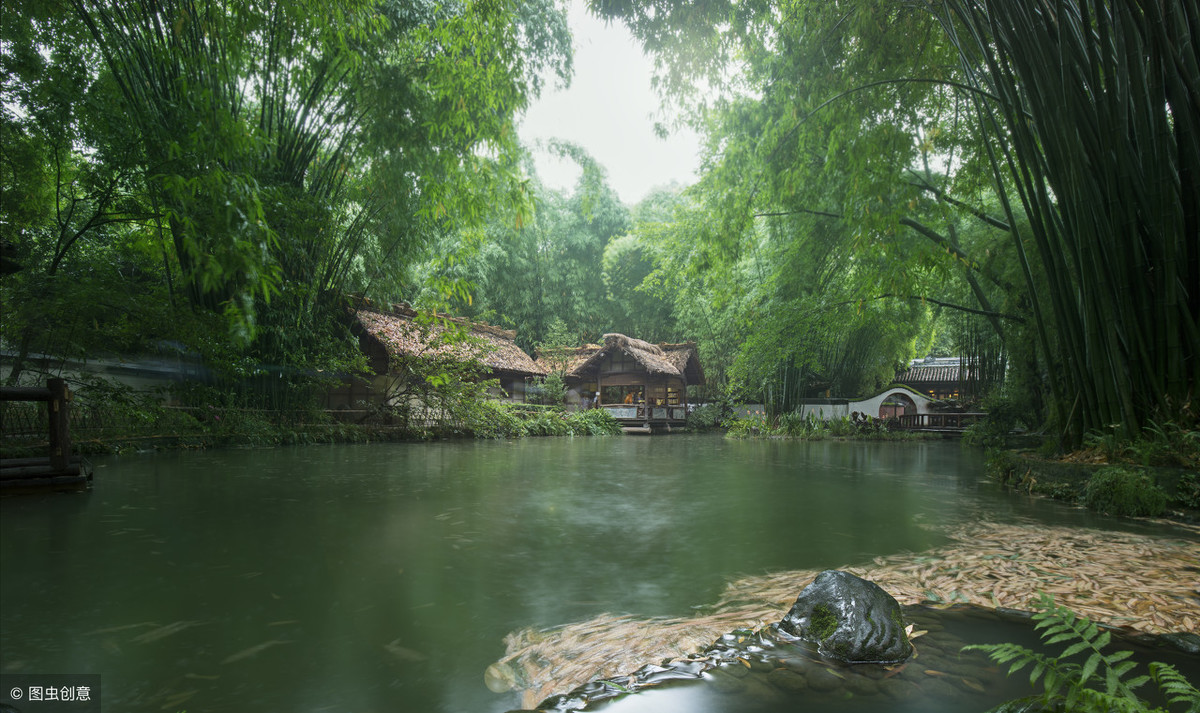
xmin=848 ymin=389 xmax=934 ymax=418
xmin=798 ymin=402 xmax=849 ymax=420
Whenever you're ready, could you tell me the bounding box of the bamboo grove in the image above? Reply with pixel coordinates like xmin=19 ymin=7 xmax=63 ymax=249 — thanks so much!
xmin=934 ymin=0 xmax=1199 ymax=443
xmin=3 ymin=0 xmax=1196 ymax=446
xmin=591 ymin=0 xmax=1199 ymax=446
xmin=2 ymin=0 xmax=572 ymax=405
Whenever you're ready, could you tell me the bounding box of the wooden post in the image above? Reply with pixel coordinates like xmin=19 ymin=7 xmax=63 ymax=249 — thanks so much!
xmin=47 ymin=378 xmax=71 ymax=472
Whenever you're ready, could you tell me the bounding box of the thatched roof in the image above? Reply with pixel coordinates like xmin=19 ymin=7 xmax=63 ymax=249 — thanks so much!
xmin=538 ymin=333 xmax=705 ymax=384
xmin=353 ymin=302 xmax=547 ymax=377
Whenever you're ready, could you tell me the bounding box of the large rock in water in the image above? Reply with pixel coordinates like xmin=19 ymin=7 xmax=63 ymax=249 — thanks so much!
xmin=778 ymin=570 xmax=913 ymax=663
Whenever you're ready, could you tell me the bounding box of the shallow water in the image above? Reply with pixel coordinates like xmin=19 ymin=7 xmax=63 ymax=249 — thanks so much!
xmin=0 ymin=435 xmax=1192 ymax=712
xmin=577 ymin=605 xmax=1200 ymax=713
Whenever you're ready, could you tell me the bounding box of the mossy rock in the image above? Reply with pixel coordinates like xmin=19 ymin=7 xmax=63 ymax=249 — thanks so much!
xmin=778 ymin=570 xmax=913 ymax=664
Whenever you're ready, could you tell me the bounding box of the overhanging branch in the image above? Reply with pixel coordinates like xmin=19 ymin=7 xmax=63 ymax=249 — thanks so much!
xmin=868 ymin=293 xmax=1025 ymax=322
xmin=905 ymin=170 xmax=1010 ymax=232
xmin=754 ymin=209 xmax=842 ymax=219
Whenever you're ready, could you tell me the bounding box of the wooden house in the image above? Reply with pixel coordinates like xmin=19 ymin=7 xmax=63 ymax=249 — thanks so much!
xmin=894 ymin=356 xmax=1000 ymax=402
xmin=329 ymin=302 xmax=547 ymax=408
xmin=540 ymin=333 xmax=705 ymax=428
xmin=894 ymin=357 xmax=962 ymax=400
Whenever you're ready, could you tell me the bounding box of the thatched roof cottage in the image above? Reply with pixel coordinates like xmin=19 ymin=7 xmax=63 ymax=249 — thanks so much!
xmin=330 ymin=301 xmax=546 ymax=408
xmin=539 ymin=333 xmax=705 ymax=427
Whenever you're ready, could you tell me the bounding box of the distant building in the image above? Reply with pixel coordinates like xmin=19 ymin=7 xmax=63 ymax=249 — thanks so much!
xmin=335 ymin=301 xmax=547 ymax=408
xmin=539 ymin=333 xmax=705 ymax=428
xmin=895 ymin=356 xmax=972 ymax=400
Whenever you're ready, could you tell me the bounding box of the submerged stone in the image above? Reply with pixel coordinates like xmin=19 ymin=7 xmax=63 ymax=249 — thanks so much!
xmin=778 ymin=569 xmax=913 ymax=663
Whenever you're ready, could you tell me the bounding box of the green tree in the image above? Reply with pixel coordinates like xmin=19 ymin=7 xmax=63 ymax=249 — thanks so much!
xmin=1 ymin=0 xmax=160 ymax=383
xmin=417 ymin=141 xmax=631 ymax=350
xmin=592 ymin=0 xmax=1198 ymax=443
xmin=931 ymin=0 xmax=1199 ymax=443
xmin=600 ymin=186 xmax=687 ymax=341
xmin=3 ymin=0 xmax=573 ymax=409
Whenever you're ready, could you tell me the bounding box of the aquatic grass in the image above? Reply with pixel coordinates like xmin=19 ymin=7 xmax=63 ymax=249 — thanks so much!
xmin=725 ymin=415 xmax=769 ymax=439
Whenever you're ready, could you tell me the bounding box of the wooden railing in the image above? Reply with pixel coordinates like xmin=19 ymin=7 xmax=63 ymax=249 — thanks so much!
xmin=600 ymin=404 xmax=689 ymax=422
xmin=894 ymin=412 xmax=986 ymax=431
xmin=1 ymin=378 xmax=91 ymax=487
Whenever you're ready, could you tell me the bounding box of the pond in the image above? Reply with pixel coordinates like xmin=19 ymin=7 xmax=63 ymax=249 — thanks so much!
xmin=1 ymin=435 xmax=1194 ymax=712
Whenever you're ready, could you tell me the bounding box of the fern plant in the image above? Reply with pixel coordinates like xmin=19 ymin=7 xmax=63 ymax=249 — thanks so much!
xmin=964 ymin=593 xmax=1200 ymax=713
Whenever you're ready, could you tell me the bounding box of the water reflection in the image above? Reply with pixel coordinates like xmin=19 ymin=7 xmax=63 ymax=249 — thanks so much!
xmin=0 ymin=435 xmax=1183 ymax=712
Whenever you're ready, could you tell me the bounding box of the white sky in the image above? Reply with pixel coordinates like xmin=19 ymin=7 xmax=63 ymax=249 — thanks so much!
xmin=517 ymin=1 xmax=703 ymax=206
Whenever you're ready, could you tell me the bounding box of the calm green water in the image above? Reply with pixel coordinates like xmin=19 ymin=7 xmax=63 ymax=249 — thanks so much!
xmin=0 ymin=435 xmax=1188 ymax=712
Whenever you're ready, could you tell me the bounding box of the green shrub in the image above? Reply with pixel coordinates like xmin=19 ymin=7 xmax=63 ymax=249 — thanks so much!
xmin=522 ymin=411 xmax=572 ymax=437
xmin=1082 ymin=467 xmax=1168 ymax=518
xmin=827 ymin=415 xmax=856 ymax=437
xmin=1135 ymin=420 xmax=1200 ymax=469
xmin=776 ymin=410 xmax=805 ymax=436
xmin=562 ymin=408 xmax=622 ymax=436
xmin=1176 ymin=473 xmax=1200 ymax=509
xmin=686 ymin=403 xmax=721 ymax=429
xmin=963 ymin=387 xmax=1029 ymax=449
xmin=460 ymin=399 xmax=526 ymax=439
xmin=775 ymin=410 xmax=827 ymax=438
xmin=724 ymin=416 xmax=763 ymax=439
xmin=1040 ymin=481 xmax=1080 ymax=502
xmin=1084 ymin=426 xmax=1126 ymax=462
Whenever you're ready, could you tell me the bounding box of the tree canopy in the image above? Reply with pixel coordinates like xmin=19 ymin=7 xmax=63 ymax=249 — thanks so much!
xmin=4 ymin=0 xmax=1194 ymax=445
xmin=2 ymin=0 xmax=571 ymax=404
xmin=585 ymin=0 xmax=1198 ymax=442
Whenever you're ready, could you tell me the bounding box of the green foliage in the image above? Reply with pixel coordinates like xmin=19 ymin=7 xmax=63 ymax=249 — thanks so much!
xmin=415 ymin=142 xmax=633 ymax=351
xmin=521 ymin=409 xmax=573 ymax=437
xmin=535 ymin=373 xmax=568 ymax=408
xmin=490 ymin=405 xmax=622 ymax=437
xmin=1132 ymin=422 xmax=1200 ymax=469
xmin=724 ymin=414 xmax=768 ymax=439
xmin=963 ymin=387 xmax=1032 ymax=449
xmin=1082 ymin=467 xmax=1169 ymax=518
xmin=597 ymin=0 xmax=1199 ymax=450
xmin=458 ymin=399 xmax=527 ymax=440
xmin=2 ymin=0 xmax=572 ymax=410
xmin=561 ymin=408 xmax=622 ymax=436
xmin=686 ymin=403 xmax=722 ymax=430
xmin=1177 ymin=473 xmax=1200 ymax=510
xmin=777 ymin=411 xmax=824 ymax=438
xmin=601 ymin=232 xmax=675 ymax=341
xmin=964 ymin=593 xmax=1200 ymax=713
